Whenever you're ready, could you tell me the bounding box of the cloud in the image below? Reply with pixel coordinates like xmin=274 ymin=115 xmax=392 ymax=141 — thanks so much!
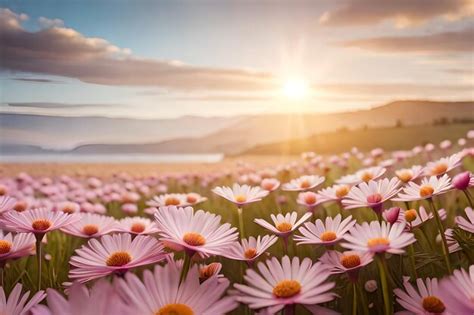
xmin=10 ymin=78 xmax=64 ymax=83
xmin=38 ymin=16 xmax=64 ymax=28
xmin=339 ymin=28 xmax=474 ymax=53
xmin=319 ymin=0 xmax=472 ymax=27
xmin=0 ymin=8 xmax=276 ymax=92
xmin=6 ymin=102 xmax=120 ymax=109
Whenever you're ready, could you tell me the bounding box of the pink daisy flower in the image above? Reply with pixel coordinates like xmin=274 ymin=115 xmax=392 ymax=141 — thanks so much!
xmin=342 ymin=221 xmax=416 ymax=254
xmin=37 ymin=280 xmax=132 ymax=315
xmin=336 ymin=166 xmax=386 ymax=185
xmin=61 ymin=213 xmax=118 ymax=238
xmin=55 ymin=201 xmax=80 ymax=214
xmin=0 ymin=208 xmax=79 ymax=237
xmin=0 ymin=196 xmax=16 ymax=214
xmin=0 ymin=283 xmax=45 ymax=315
xmin=254 ymin=212 xmax=312 ymax=238
xmin=296 ymin=191 xmax=325 ymax=210
xmin=394 ymin=278 xmax=449 ymax=315
xmin=260 ymin=178 xmax=281 ymax=192
xmin=439 ymin=265 xmax=474 ymax=314
xmin=223 ymin=235 xmax=278 ymax=263
xmin=423 ymin=153 xmax=462 ymax=177
xmin=394 ymin=174 xmax=452 ymax=202
xmin=154 ymin=206 xmax=238 ymax=257
xmin=316 ymin=184 xmax=352 ymax=204
xmin=342 ymin=178 xmax=401 ymax=213
xmin=184 ymin=192 xmax=208 ymax=206
xmin=395 ymin=165 xmax=424 ymax=183
xmin=147 ymin=193 xmax=188 ymax=207
xmin=444 ymin=229 xmax=461 ymax=253
xmin=282 ymin=175 xmax=325 ymax=192
xmin=319 ymin=250 xmax=373 ymax=281
xmin=456 ymin=207 xmax=474 ymax=233
xmin=0 ymin=231 xmax=34 ymax=262
xmin=402 ymin=206 xmax=447 ymax=230
xmin=212 ymin=183 xmax=269 ymax=206
xmin=234 ymin=255 xmax=336 ymax=313
xmin=117 ymin=217 xmax=159 ymax=235
xmin=294 ymin=214 xmax=356 ymax=246
xmin=116 ymin=260 xmax=237 ymax=315
xmin=69 ymin=233 xmax=167 ymax=283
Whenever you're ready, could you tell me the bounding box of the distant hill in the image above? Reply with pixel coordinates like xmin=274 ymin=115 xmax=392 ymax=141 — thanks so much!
xmin=2 ymin=100 xmax=473 ymax=155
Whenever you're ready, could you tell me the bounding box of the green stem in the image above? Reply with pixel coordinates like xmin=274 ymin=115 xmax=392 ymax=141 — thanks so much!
xmin=35 ymin=234 xmax=44 ymax=290
xmin=237 ymin=207 xmax=245 ymax=239
xmin=376 ymin=255 xmax=393 ymax=315
xmin=0 ymin=267 xmax=3 ymax=288
xmin=463 ymin=190 xmax=474 ymax=208
xmin=180 ymin=253 xmax=191 ymax=285
xmin=357 ymin=283 xmax=370 ymax=315
xmin=407 ymin=243 xmax=418 ymax=279
xmin=352 ymin=282 xmax=357 ymax=315
xmin=428 ymin=198 xmax=452 ymax=274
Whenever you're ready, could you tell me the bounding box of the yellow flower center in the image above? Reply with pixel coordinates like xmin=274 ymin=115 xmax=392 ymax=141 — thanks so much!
xmin=404 ymin=209 xmax=418 ymax=223
xmin=320 ymin=231 xmax=337 ymax=242
xmin=335 ymin=186 xmax=350 ymax=198
xmin=397 ymin=171 xmax=413 ymax=183
xmin=131 ymin=222 xmax=146 ymax=233
xmin=340 ymin=254 xmax=361 ymax=269
xmin=199 ymin=262 xmax=220 ymax=281
xmin=361 ymin=172 xmax=373 ymax=182
xmin=31 ymin=219 xmax=52 ymax=231
xmin=367 ymin=237 xmax=390 ymax=249
xmin=165 ymin=197 xmax=181 ymax=206
xmin=273 ymin=280 xmax=302 ymax=298
xmin=276 ymin=222 xmax=293 ymax=233
xmin=419 ymin=185 xmax=434 ymax=198
xmin=183 ymin=232 xmax=206 ymax=246
xmin=82 ymin=224 xmax=99 ymax=236
xmin=303 ymin=193 xmax=317 ymax=204
xmin=244 ymin=248 xmax=257 ymax=259
xmin=234 ymin=195 xmax=247 ymax=203
xmin=300 ymin=180 xmax=311 ymax=189
xmin=422 ymin=296 xmax=446 ymax=313
xmin=431 ymin=163 xmax=448 ymax=176
xmin=106 ymin=251 xmax=132 ymax=267
xmin=156 ymin=303 xmax=194 ymax=315
xmin=0 ymin=240 xmax=12 ymax=254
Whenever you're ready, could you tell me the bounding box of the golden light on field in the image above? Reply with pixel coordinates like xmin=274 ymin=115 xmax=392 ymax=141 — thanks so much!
xmin=282 ymin=78 xmax=310 ymax=100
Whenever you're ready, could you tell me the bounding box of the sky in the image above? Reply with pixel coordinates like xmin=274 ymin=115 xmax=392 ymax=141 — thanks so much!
xmin=0 ymin=0 xmax=473 ymax=119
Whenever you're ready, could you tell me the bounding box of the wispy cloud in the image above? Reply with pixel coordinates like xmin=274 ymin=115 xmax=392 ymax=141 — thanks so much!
xmin=0 ymin=8 xmax=276 ymax=92
xmin=338 ymin=28 xmax=474 ymax=53
xmin=10 ymin=78 xmax=64 ymax=83
xmin=6 ymin=102 xmax=121 ymax=109
xmin=319 ymin=0 xmax=472 ymax=27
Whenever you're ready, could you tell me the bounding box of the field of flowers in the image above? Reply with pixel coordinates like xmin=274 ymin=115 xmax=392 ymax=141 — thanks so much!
xmin=0 ymin=134 xmax=473 ymax=315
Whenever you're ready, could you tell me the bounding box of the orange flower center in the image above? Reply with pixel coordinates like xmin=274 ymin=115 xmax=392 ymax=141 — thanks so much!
xmin=320 ymin=231 xmax=337 ymax=242
xmin=419 ymin=185 xmax=434 ymax=198
xmin=340 ymin=254 xmax=361 ymax=269
xmin=404 ymin=209 xmax=418 ymax=223
xmin=156 ymin=303 xmax=194 ymax=315
xmin=82 ymin=224 xmax=99 ymax=236
xmin=244 ymin=248 xmax=257 ymax=259
xmin=422 ymin=296 xmax=446 ymax=313
xmin=165 ymin=197 xmax=181 ymax=206
xmin=131 ymin=222 xmax=146 ymax=233
xmin=276 ymin=222 xmax=293 ymax=233
xmin=61 ymin=203 xmax=76 ymax=214
xmin=300 ymin=180 xmax=311 ymax=189
xmin=397 ymin=171 xmax=413 ymax=183
xmin=234 ymin=195 xmax=247 ymax=203
xmin=186 ymin=195 xmax=197 ymax=204
xmin=31 ymin=219 xmax=52 ymax=231
xmin=431 ymin=163 xmax=448 ymax=176
xmin=0 ymin=240 xmax=12 ymax=254
xmin=13 ymin=201 xmax=27 ymax=212
xmin=335 ymin=186 xmax=350 ymax=198
xmin=273 ymin=280 xmax=301 ymax=298
xmin=366 ymin=193 xmax=382 ymax=204
xmin=361 ymin=172 xmax=373 ymax=182
xmin=262 ymin=182 xmax=276 ymax=191
xmin=303 ymin=193 xmax=317 ymax=204
xmin=367 ymin=237 xmax=390 ymax=249
xmin=106 ymin=251 xmax=132 ymax=267
xmin=183 ymin=232 xmax=206 ymax=246
xmin=199 ymin=262 xmax=220 ymax=281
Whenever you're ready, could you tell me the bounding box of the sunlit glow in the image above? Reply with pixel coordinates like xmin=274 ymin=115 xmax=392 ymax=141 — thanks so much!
xmin=282 ymin=78 xmax=309 ymax=100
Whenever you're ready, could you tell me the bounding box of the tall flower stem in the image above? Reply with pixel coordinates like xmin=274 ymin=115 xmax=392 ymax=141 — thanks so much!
xmin=463 ymin=190 xmax=474 ymax=208
xmin=352 ymin=282 xmax=358 ymax=315
xmin=35 ymin=234 xmax=44 ymax=290
xmin=180 ymin=252 xmax=192 ymax=284
xmin=407 ymin=243 xmax=418 ymax=279
xmin=428 ymin=198 xmax=452 ymax=274
xmin=237 ymin=207 xmax=245 ymax=239
xmin=376 ymin=255 xmax=392 ymax=315
xmin=357 ymin=283 xmax=370 ymax=315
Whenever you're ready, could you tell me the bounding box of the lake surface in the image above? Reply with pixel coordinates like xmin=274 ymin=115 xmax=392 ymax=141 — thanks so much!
xmin=0 ymin=153 xmax=224 ymax=163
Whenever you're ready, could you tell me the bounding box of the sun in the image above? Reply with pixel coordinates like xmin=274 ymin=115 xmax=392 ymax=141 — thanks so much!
xmin=282 ymin=78 xmax=309 ymax=100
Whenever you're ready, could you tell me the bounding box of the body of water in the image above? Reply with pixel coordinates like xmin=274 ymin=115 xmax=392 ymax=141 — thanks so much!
xmin=0 ymin=153 xmax=224 ymax=163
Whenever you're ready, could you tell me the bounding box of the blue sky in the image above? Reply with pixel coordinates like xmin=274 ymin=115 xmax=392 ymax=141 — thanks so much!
xmin=1 ymin=0 xmax=472 ymax=118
